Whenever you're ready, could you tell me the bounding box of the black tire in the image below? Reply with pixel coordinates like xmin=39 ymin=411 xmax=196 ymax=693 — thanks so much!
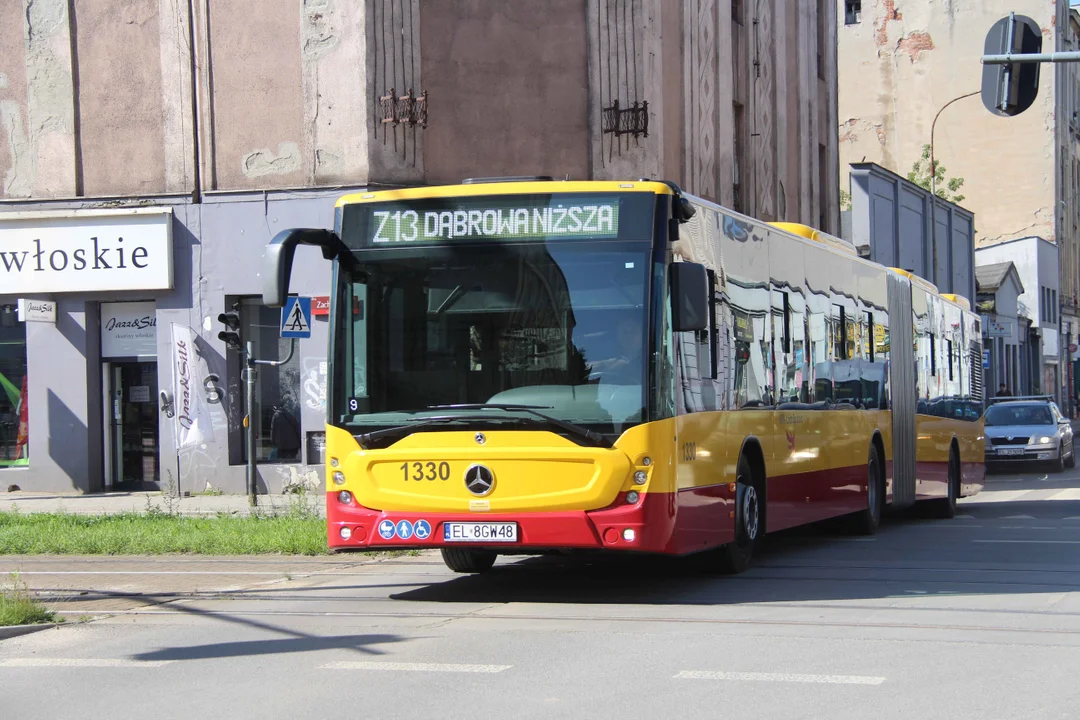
xmin=927 ymin=448 xmax=959 ymax=519
xmin=440 ymin=548 xmax=497 ymax=574
xmin=1066 ymin=440 xmax=1076 ymax=469
xmin=710 ymin=454 xmax=762 ymax=575
xmin=1054 ymin=443 xmax=1067 ymax=473
xmin=847 ymin=444 xmax=884 ymax=535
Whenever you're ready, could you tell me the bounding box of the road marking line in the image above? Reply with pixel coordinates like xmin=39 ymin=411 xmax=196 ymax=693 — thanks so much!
xmin=973 ymin=540 xmax=1080 ymax=544
xmin=1049 ymin=489 xmax=1080 ymax=501
xmin=0 ymin=659 xmax=173 ymax=668
xmin=974 ymin=490 xmax=1032 ymax=502
xmin=321 ymin=661 xmax=511 ymax=674
xmin=674 ymin=670 xmax=885 ymax=685
xmin=1063 ymin=516 xmax=1080 ymax=521
xmin=955 ymin=514 xmax=975 ymax=519
xmin=1000 ymin=515 xmax=1037 ymax=520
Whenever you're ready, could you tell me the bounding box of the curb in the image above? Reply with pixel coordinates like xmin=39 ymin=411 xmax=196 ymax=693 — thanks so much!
xmin=0 ymin=623 xmax=58 ymax=641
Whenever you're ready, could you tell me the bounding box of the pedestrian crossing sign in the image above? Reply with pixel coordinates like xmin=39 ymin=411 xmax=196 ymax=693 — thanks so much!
xmin=280 ymin=296 xmax=312 ymax=339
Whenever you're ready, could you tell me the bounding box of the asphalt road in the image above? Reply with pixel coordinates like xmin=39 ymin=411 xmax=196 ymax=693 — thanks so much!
xmin=3 ymin=469 xmax=1079 ymax=720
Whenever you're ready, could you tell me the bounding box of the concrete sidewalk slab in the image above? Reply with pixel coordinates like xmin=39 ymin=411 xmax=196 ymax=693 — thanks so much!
xmin=0 ymin=554 xmax=401 ymax=615
xmin=1 ymin=491 xmax=322 ymax=517
xmin=0 ymin=624 xmax=59 ymax=641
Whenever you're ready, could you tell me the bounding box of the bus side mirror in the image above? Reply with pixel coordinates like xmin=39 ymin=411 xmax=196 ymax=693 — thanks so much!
xmin=670 ymin=262 xmax=709 ymax=332
xmin=263 ymin=228 xmax=344 ymax=307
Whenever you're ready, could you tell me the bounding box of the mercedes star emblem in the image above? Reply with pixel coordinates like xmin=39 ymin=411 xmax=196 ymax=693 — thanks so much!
xmin=475 ymin=432 xmax=486 ymax=445
xmin=464 ymin=464 xmax=495 ymax=496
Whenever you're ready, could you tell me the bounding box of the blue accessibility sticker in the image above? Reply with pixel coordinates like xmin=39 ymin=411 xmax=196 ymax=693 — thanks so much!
xmin=378 ymin=519 xmax=396 ymax=540
xmin=414 ymin=519 xmax=432 ymax=540
xmin=395 ymin=519 xmax=414 ymax=540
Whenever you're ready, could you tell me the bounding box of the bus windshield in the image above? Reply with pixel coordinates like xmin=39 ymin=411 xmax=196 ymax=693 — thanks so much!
xmin=335 ymin=240 xmax=653 ymax=437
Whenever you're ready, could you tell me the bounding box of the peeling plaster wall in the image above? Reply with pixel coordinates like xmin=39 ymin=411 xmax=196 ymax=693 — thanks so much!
xmin=204 ymin=0 xmax=306 ymax=190
xmin=301 ymin=0 xmax=369 ymax=186
xmin=421 ymin=0 xmax=589 ymax=185
xmin=75 ymin=0 xmax=168 ymax=196
xmin=0 ymin=1 xmax=31 ymax=198
xmin=22 ymin=0 xmax=78 ymax=197
xmin=838 ymin=0 xmax=1058 ymax=246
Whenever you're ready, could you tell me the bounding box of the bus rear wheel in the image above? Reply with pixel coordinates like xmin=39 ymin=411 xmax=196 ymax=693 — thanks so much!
xmin=927 ymin=448 xmax=959 ymax=519
xmin=441 ymin=548 xmax=497 ymax=574
xmin=711 ymin=454 xmax=762 ymax=575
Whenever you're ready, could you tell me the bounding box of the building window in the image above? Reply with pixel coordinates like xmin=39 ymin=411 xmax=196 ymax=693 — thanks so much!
xmin=241 ymin=299 xmax=302 ymax=463
xmin=845 ymin=0 xmax=862 ymax=25
xmin=1052 ymin=289 xmax=1058 ymax=324
xmin=0 ymin=304 xmax=29 ymax=468
xmin=732 ymin=0 xmax=744 ymax=25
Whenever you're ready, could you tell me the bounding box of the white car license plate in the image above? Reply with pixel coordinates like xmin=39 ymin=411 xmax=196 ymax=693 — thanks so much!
xmin=443 ymin=522 xmax=518 ymax=543
xmin=997 ymin=447 xmax=1025 ymax=456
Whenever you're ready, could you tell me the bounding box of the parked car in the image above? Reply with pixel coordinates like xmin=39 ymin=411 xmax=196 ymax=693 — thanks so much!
xmin=983 ymin=396 xmax=1075 ymax=472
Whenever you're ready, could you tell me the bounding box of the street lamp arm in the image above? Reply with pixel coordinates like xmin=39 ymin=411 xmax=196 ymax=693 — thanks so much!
xmin=930 ymin=90 xmax=981 ymax=198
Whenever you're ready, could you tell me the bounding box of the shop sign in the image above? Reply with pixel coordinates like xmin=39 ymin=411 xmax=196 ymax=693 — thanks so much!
xmin=0 ymin=208 xmax=173 ymax=294
xmin=312 ymin=296 xmax=330 ymax=316
xmin=101 ymin=302 xmax=157 ymax=359
xmin=16 ymin=299 xmax=56 ymax=323
xmin=986 ymin=318 xmax=1013 ymax=339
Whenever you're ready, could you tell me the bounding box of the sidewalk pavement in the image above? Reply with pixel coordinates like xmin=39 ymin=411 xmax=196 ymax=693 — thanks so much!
xmin=2 ymin=490 xmax=323 ymax=516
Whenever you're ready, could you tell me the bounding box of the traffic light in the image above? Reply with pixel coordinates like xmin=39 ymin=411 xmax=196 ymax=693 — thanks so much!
xmin=218 ymin=310 xmax=243 ymax=351
xmin=982 ymin=13 xmax=1042 ymax=117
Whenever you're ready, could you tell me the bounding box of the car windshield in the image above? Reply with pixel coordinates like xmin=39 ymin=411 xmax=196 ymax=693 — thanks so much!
xmin=335 ymin=240 xmax=653 ymax=436
xmin=984 ymin=404 xmax=1053 ymax=427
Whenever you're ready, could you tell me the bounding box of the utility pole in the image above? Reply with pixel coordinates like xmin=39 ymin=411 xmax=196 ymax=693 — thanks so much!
xmin=928 ymin=91 xmax=980 ymax=288
xmin=219 ymin=308 xmax=296 ymax=507
xmin=246 ymin=339 xmax=296 ymax=506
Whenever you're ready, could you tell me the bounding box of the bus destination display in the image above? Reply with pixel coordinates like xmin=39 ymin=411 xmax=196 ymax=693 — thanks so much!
xmin=367 ymin=198 xmax=621 ymax=244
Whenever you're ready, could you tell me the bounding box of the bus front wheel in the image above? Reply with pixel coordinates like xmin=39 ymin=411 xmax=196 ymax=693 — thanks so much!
xmin=441 ymin=547 xmax=498 ymax=574
xmin=846 ymin=443 xmax=884 ymax=535
xmin=712 ymin=454 xmax=762 ymax=575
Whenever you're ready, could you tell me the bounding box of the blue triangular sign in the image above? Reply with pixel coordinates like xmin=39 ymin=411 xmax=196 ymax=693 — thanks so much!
xmin=280 ymin=296 xmax=312 ymax=339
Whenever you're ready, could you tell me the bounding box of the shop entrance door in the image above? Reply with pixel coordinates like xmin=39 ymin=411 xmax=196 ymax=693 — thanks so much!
xmin=109 ymin=362 xmax=160 ymax=491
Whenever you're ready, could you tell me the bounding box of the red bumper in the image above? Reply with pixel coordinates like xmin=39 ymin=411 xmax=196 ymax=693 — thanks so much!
xmin=326 ymin=491 xmax=678 ymax=554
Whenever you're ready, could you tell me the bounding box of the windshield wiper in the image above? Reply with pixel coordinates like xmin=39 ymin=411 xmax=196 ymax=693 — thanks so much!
xmin=426 ymin=404 xmax=612 ymax=448
xmin=355 ymin=416 xmax=472 ymax=449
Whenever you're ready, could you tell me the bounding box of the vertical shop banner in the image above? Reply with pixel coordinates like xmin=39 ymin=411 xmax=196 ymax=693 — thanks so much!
xmin=170 ymin=324 xmax=211 ymax=448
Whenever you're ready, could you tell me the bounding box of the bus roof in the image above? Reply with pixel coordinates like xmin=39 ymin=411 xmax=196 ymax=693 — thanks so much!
xmin=940 ymin=293 xmax=971 ymax=311
xmin=336 ymin=179 xmax=675 ymax=207
xmin=889 ymin=267 xmax=940 ymax=294
xmin=768 ymin=222 xmax=857 ymax=257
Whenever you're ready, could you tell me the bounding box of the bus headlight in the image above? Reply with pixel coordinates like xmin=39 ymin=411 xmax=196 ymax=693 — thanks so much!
xmin=339 ymin=527 xmax=352 ymax=540
xmin=338 ymin=491 xmax=353 ymax=504
xmin=633 ymin=471 xmax=648 ymax=485
xmin=333 ymin=471 xmax=346 ymax=485
xmin=622 ymin=528 xmax=636 ymax=542
xmin=626 ymin=491 xmax=640 ymax=504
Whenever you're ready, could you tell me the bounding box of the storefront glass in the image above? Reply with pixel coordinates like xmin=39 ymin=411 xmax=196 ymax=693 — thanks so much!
xmin=0 ymin=304 xmax=29 ymax=468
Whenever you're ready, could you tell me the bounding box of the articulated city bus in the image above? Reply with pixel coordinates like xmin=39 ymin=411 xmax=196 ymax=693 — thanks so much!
xmin=262 ymin=178 xmax=985 ymax=574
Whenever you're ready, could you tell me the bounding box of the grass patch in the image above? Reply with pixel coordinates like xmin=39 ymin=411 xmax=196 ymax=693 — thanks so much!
xmin=1 ymin=573 xmax=58 ymax=626
xmin=0 ymin=511 xmax=331 ymax=556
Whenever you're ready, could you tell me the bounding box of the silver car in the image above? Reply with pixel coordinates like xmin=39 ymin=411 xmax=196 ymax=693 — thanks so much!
xmin=983 ymin=397 xmax=1075 ymax=471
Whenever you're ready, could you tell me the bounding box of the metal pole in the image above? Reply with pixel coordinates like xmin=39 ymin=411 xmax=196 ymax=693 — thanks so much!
xmin=981 ymin=51 xmax=1080 ymax=64
xmin=244 ymin=341 xmax=258 ymax=507
xmin=928 ymin=90 xmax=980 ymax=287
xmin=999 ymin=12 xmax=1017 ymax=113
